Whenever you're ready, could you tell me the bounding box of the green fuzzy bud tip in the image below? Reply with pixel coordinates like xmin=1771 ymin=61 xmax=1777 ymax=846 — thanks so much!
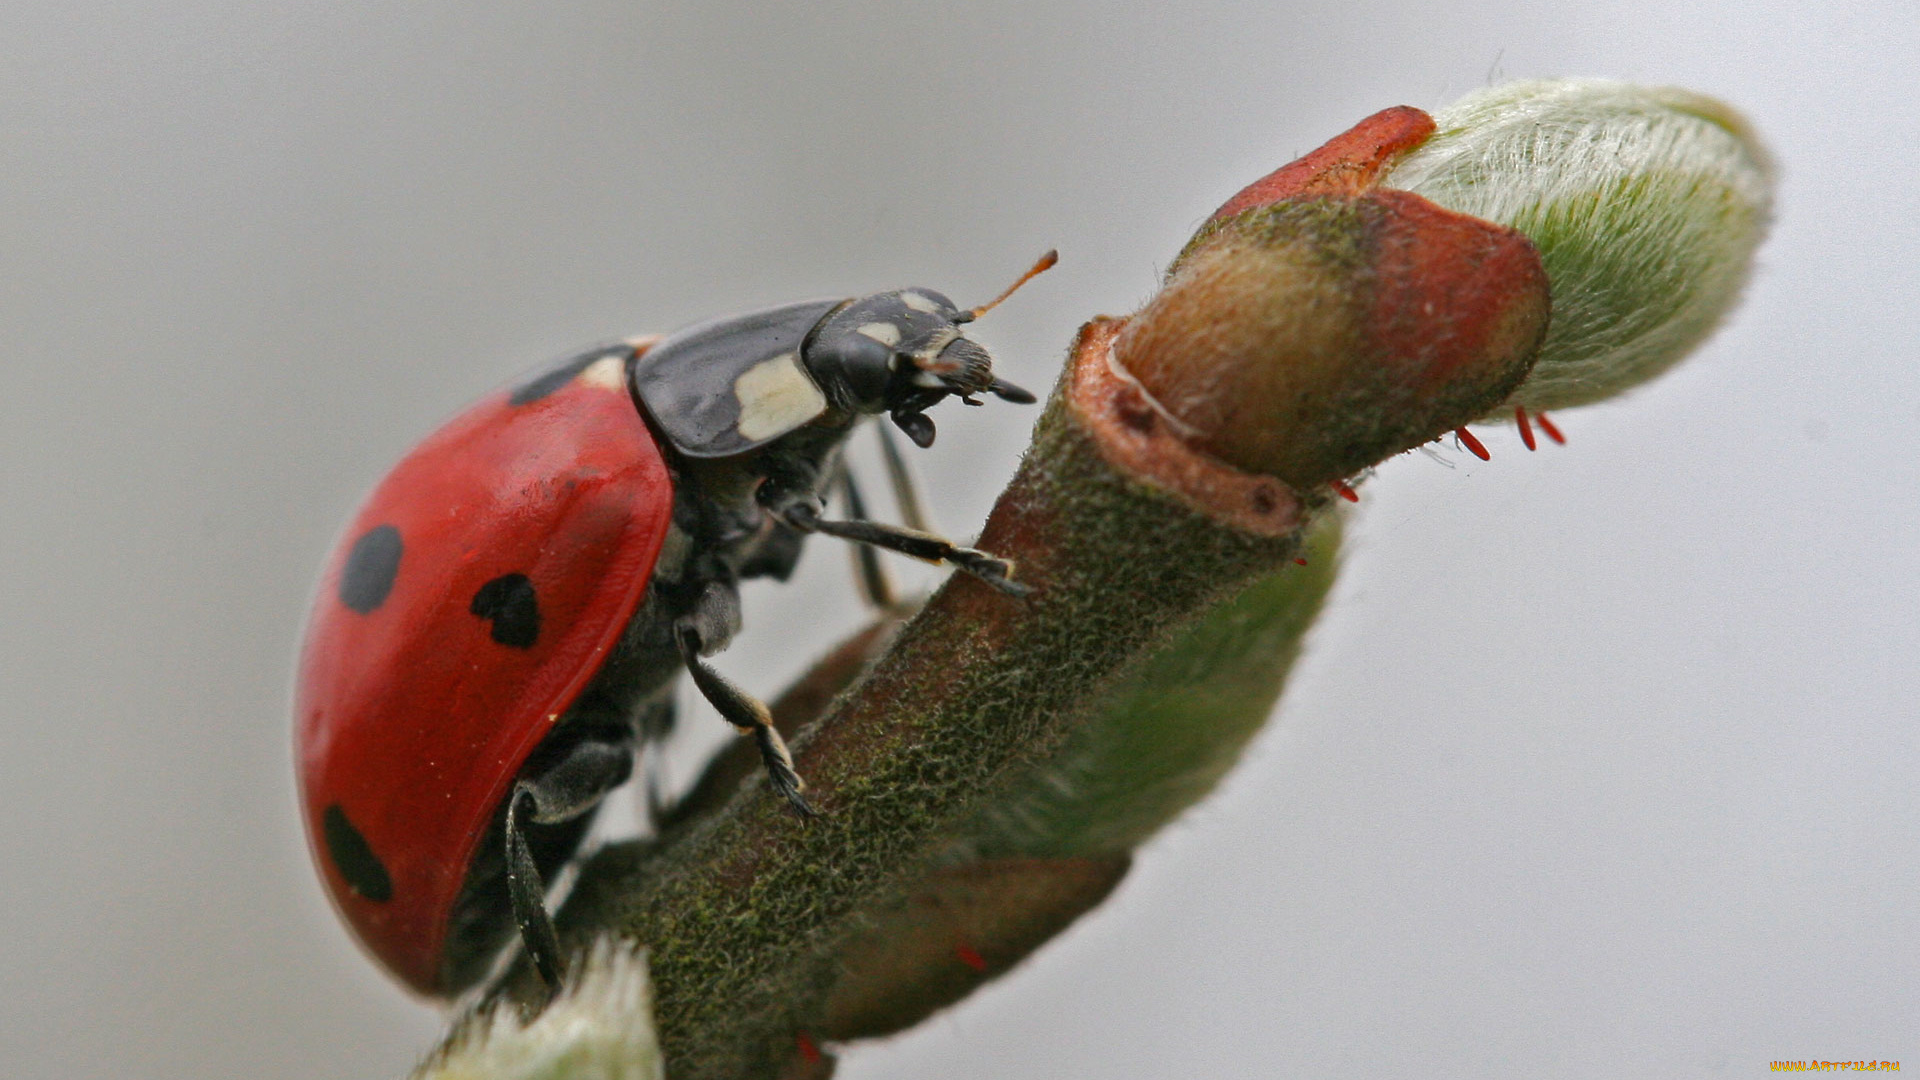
xmin=1383 ymin=79 xmax=1775 ymax=412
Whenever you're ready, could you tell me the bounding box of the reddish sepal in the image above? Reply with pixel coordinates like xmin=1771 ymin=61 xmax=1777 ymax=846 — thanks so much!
xmin=1206 ymin=105 xmax=1436 ymax=223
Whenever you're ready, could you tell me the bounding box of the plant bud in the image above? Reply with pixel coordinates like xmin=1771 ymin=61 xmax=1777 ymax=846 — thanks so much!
xmin=1114 ymin=108 xmax=1550 ymax=489
xmin=1381 ymin=79 xmax=1774 ymax=412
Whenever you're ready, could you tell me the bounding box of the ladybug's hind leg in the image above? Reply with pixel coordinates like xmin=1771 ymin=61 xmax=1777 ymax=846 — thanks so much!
xmin=505 ymin=738 xmax=634 ymax=990
xmin=675 ymin=583 xmax=815 ymax=818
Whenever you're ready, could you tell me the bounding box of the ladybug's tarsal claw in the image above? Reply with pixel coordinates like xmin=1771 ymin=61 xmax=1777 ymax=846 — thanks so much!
xmin=948 ymin=549 xmax=1030 ymax=597
xmin=757 ymin=725 xmax=818 ymax=819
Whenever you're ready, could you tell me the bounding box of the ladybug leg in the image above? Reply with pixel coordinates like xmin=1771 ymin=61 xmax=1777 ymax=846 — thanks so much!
xmin=873 ymin=419 xmax=933 ymax=534
xmin=504 ymin=789 xmax=565 ymax=990
xmin=835 ymin=459 xmax=898 ymax=611
xmin=776 ymin=500 xmax=1029 ymax=597
xmin=506 ymin=737 xmax=635 ymax=989
xmin=638 ymin=697 xmax=681 ymax=826
xmin=756 ymin=458 xmax=1022 ymax=595
xmin=675 ymin=587 xmax=816 ymax=817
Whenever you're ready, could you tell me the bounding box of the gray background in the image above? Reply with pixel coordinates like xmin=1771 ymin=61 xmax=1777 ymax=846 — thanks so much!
xmin=3 ymin=1 xmax=1913 ymax=1077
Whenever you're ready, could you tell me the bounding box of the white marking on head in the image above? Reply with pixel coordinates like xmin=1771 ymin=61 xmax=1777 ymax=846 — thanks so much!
xmin=906 ymin=325 xmax=963 ymax=368
xmin=900 ymin=292 xmax=941 ymax=313
xmin=856 ymin=321 xmax=902 ymax=346
xmin=577 ymin=355 xmax=627 ymax=391
xmin=734 ymin=353 xmax=828 ymax=441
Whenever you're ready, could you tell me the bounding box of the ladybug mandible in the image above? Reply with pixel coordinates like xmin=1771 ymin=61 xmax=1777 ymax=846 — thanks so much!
xmin=295 ymin=253 xmax=1053 ymax=997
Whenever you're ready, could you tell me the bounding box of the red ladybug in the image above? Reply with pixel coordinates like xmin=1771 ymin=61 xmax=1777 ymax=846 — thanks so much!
xmin=296 ymin=255 xmax=1052 ymax=997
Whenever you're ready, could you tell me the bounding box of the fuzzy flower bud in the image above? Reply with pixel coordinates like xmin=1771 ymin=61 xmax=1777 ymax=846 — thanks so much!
xmin=1381 ymin=79 xmax=1774 ymax=412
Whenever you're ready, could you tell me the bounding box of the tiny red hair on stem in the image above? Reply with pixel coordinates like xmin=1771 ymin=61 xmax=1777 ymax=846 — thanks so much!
xmin=794 ymin=1031 xmax=822 ymax=1064
xmin=954 ymin=943 xmax=989 ymax=973
xmin=1454 ymin=427 xmax=1490 ymax=460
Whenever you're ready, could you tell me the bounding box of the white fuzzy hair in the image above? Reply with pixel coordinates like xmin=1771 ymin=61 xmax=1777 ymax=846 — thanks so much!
xmin=415 ymin=939 xmax=662 ymax=1080
xmin=1384 ymin=79 xmax=1774 ymax=412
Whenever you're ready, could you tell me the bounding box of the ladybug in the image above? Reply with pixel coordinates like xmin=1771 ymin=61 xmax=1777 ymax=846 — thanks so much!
xmin=295 ymin=253 xmax=1054 ymax=997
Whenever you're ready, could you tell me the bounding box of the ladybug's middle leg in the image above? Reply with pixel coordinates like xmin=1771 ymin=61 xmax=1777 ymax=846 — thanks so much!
xmin=505 ymin=737 xmax=633 ymax=990
xmin=675 ymin=581 xmax=815 ymax=818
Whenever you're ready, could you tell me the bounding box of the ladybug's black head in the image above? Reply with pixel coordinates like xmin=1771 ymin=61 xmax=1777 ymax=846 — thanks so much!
xmin=801 ymin=252 xmax=1054 ymax=447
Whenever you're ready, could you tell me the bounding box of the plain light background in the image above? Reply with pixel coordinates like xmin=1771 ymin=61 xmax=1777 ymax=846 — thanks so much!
xmin=3 ymin=1 xmax=1913 ymax=1077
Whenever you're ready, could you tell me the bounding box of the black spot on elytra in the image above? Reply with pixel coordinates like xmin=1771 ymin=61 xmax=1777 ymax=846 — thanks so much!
xmin=509 ymin=344 xmax=624 ymax=406
xmin=338 ymin=525 xmax=402 ymax=614
xmin=323 ymin=804 xmax=393 ymax=902
xmin=470 ymin=573 xmax=541 ymax=648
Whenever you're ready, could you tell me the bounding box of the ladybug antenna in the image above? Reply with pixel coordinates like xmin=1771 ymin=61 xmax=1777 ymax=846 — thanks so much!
xmin=953 ymin=249 xmax=1057 ymax=324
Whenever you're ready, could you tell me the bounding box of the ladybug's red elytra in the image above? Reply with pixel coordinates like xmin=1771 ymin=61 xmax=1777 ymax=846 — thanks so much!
xmin=296 ymin=253 xmax=1053 ymax=997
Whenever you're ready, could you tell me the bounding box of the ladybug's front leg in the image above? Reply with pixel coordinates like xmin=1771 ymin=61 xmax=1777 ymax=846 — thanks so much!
xmin=674 ymin=582 xmax=815 ymax=817
xmin=505 ymin=738 xmax=634 ymax=990
xmin=758 ymin=475 xmax=1028 ymax=597
xmin=778 ymin=500 xmax=1029 ymax=597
